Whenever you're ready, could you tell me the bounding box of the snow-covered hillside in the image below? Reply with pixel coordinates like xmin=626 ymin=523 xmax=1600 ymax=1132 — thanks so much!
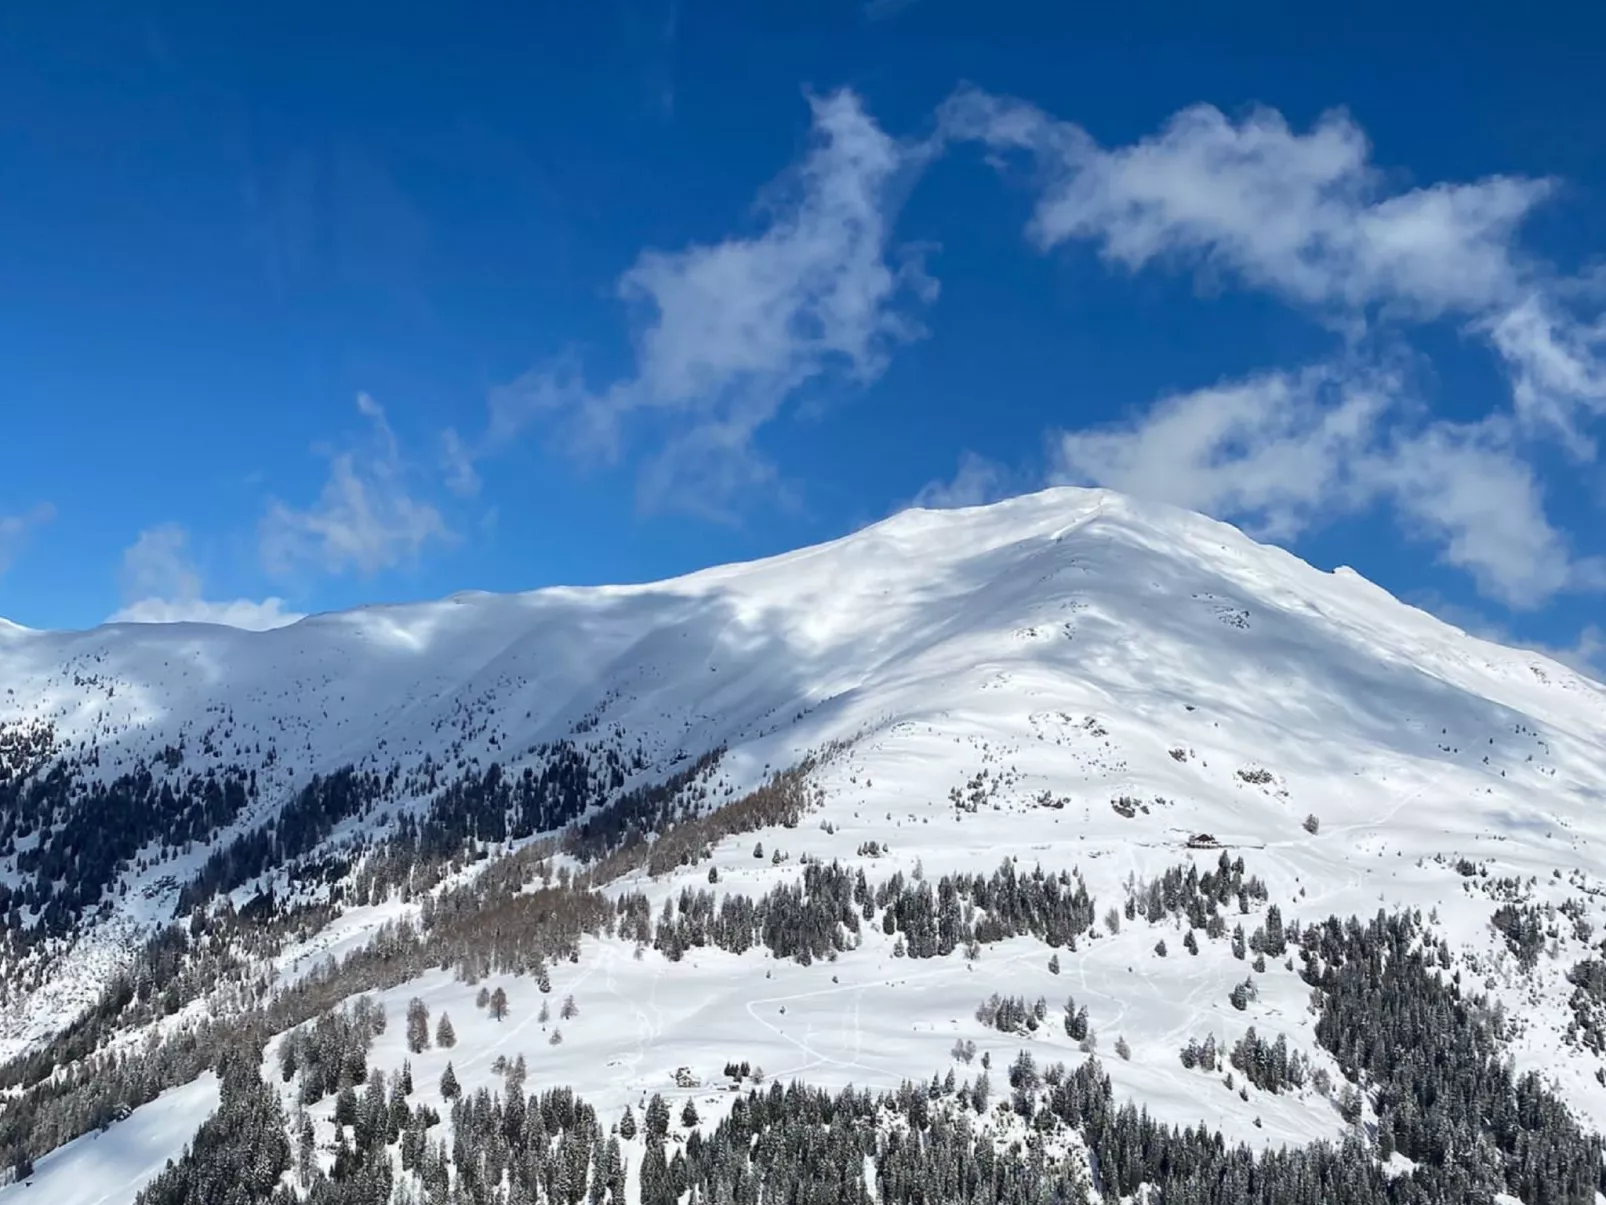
xmin=6 ymin=485 xmax=1604 ymax=901
xmin=8 ymin=485 xmax=1604 ymax=838
xmin=0 ymin=1076 xmax=218 ymax=1205
xmin=6 ymin=486 xmax=1606 ymax=1203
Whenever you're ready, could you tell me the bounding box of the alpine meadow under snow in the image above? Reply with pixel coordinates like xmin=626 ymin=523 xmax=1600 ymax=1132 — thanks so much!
xmin=3 ymin=487 xmax=1606 ymax=1204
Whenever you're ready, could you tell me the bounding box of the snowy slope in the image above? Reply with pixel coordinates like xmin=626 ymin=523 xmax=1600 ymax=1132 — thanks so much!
xmin=5 ymin=488 xmax=1606 ymax=994
xmin=0 ymin=1074 xmax=218 ymax=1205
xmin=8 ymin=485 xmax=1606 ymax=1196
xmin=5 ymin=486 xmax=1600 ymax=825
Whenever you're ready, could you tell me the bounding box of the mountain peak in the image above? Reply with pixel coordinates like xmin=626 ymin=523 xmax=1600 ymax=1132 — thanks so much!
xmin=6 ymin=490 xmax=1606 ymax=1194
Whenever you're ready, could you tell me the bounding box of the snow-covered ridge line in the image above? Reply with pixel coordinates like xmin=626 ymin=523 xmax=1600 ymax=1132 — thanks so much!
xmin=6 ymin=485 xmax=1606 ymax=1128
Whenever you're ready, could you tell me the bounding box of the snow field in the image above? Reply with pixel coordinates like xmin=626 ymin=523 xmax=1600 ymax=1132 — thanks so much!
xmin=0 ymin=1075 xmax=219 ymax=1205
xmin=9 ymin=486 xmax=1606 ymax=1190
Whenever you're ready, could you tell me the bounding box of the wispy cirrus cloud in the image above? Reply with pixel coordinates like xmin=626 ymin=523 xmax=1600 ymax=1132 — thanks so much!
xmin=103 ymin=394 xmax=447 ymax=626
xmin=262 ymin=393 xmax=452 ymax=577
xmin=437 ymin=85 xmax=1603 ymax=620
xmin=1484 ymin=295 xmax=1606 ymax=457
xmin=449 ymin=88 xmax=938 ymax=518
xmin=1364 ymin=419 xmax=1606 ymax=607
xmin=908 ymin=451 xmax=1024 ymax=512
xmin=0 ymin=504 xmax=55 ymax=579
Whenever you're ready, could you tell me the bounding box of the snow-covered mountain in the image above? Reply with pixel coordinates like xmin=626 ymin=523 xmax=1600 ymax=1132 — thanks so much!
xmin=5 ymin=486 xmax=1606 ymax=1204
xmin=10 ymin=483 xmax=1604 ymax=827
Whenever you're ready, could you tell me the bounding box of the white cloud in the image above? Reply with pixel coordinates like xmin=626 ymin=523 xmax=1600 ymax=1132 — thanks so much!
xmin=109 ymin=595 xmax=303 ymax=630
xmin=1484 ymin=295 xmax=1606 ymax=455
xmin=116 ymin=523 xmax=202 ymax=602
xmin=909 ymin=451 xmax=1019 ymax=511
xmin=110 ymin=523 xmax=302 ymax=630
xmin=941 ymin=88 xmax=1606 ymax=454
xmin=262 ymin=393 xmax=451 ymax=576
xmin=1560 ymin=624 xmax=1606 ymax=681
xmin=1051 ymin=365 xmax=1390 ymax=540
xmin=109 ymin=397 xmax=444 ymax=627
xmin=0 ymin=504 xmax=55 ymax=578
xmin=938 ymin=88 xmax=1606 ymax=608
xmin=453 ymin=357 xmax=592 ymax=479
xmin=1361 ymin=421 xmax=1606 ymax=609
xmin=440 ymin=428 xmax=482 ymax=498
xmin=941 ymin=89 xmax=1549 ymax=319
xmin=462 ymin=88 xmax=937 ymax=515
xmin=1048 ymin=358 xmax=1597 ymax=609
xmin=430 ymin=89 xmax=1604 ymax=611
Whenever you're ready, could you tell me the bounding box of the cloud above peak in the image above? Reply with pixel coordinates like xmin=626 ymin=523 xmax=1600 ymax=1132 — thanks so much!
xmin=1052 ymin=364 xmax=1390 ymax=542
xmin=935 ymin=86 xmax=1606 ymax=611
xmin=441 ymin=85 xmax=1602 ymax=618
xmin=110 ymin=595 xmax=303 ymax=630
xmin=110 ymin=523 xmax=302 ymax=631
xmin=941 ymin=88 xmax=1606 ymax=465
xmin=455 ymin=88 xmax=938 ymax=517
xmin=0 ymin=504 xmax=55 ymax=580
xmin=262 ymin=393 xmax=452 ymax=577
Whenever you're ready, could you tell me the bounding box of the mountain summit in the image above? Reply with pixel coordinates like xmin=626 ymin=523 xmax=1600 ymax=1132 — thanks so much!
xmin=5 ymin=489 xmax=1606 ymax=1203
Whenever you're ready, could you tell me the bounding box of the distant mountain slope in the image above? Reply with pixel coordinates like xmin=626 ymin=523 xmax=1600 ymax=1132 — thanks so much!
xmin=2 ymin=486 xmax=1605 ymax=1039
xmin=8 ymin=488 xmax=1606 ymax=1203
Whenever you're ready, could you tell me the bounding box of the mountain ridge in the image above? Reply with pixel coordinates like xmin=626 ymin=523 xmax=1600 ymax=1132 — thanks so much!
xmin=5 ymin=486 xmax=1605 ymax=955
xmin=8 ymin=487 xmax=1606 ymax=1203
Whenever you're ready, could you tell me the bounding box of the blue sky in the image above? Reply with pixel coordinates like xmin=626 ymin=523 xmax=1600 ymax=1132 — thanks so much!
xmin=1 ymin=1 xmax=1603 ymax=670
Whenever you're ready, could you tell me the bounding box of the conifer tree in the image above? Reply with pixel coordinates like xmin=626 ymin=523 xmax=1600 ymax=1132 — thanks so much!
xmin=406 ymin=997 xmax=431 ymax=1054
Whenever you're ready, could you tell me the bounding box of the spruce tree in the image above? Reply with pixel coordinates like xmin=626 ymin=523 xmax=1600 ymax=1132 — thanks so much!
xmin=405 ymin=997 xmax=431 ymax=1054
xmin=334 ymin=1084 xmax=359 ymax=1127
xmin=646 ymin=1093 xmax=671 ymax=1139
